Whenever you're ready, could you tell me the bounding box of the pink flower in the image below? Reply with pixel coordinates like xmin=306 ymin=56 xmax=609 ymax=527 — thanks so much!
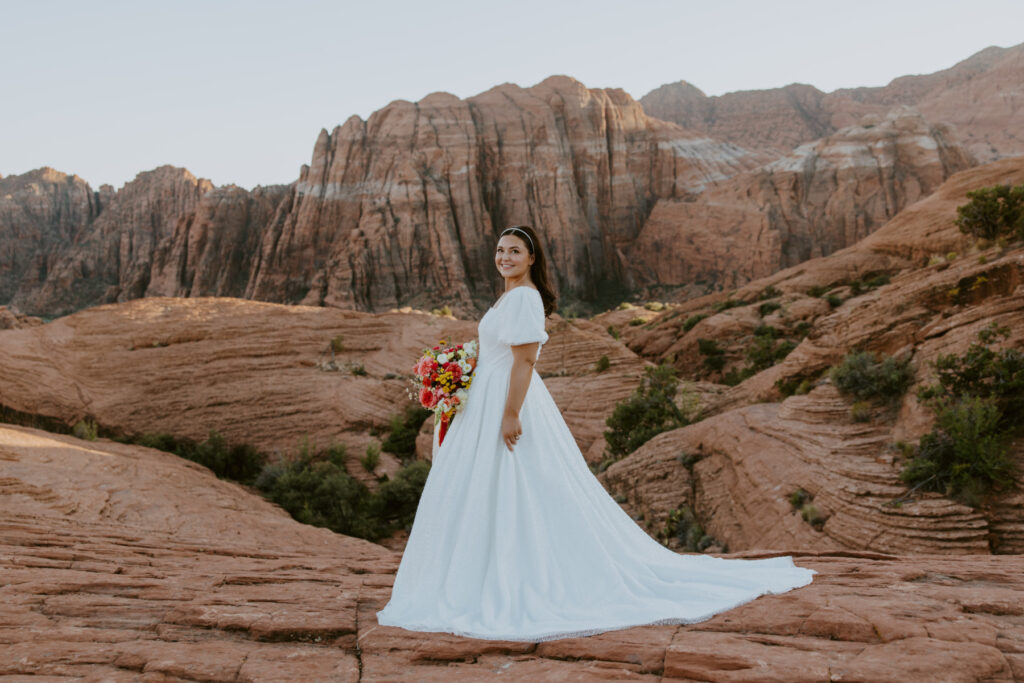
xmin=419 ymin=387 xmax=437 ymax=408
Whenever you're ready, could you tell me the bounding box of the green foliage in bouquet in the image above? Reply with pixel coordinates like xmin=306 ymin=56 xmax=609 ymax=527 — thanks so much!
xmin=604 ymin=363 xmax=689 ymax=460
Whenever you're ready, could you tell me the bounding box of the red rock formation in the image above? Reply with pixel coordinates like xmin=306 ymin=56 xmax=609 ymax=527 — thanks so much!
xmin=0 ymin=168 xmax=103 ymax=304
xmin=246 ymin=77 xmax=763 ymax=313
xmin=625 ymin=107 xmax=973 ymax=291
xmin=3 ymin=422 xmax=1024 ymax=680
xmin=617 ymin=157 xmax=1024 ymax=555
xmin=641 ymin=42 xmax=1024 ymax=162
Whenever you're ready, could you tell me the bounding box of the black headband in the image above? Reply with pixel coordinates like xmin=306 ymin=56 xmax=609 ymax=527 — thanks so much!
xmin=500 ymin=226 xmax=535 ymax=253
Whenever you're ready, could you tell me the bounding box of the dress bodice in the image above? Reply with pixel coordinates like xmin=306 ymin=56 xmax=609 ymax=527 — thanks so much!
xmin=475 ymin=286 xmax=549 ymax=374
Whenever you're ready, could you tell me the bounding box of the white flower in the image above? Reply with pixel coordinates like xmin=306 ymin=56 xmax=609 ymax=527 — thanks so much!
xmin=437 ymin=353 xmax=449 ymax=364
xmin=459 ymin=360 xmax=471 ymax=374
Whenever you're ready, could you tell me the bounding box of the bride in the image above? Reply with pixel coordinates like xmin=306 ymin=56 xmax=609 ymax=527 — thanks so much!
xmin=376 ymin=224 xmax=815 ymax=642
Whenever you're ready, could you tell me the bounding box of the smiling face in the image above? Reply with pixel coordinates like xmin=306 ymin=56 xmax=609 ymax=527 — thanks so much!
xmin=495 ymin=233 xmax=535 ymax=283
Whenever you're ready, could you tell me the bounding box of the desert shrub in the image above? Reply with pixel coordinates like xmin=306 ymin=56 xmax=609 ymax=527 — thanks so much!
xmin=954 ymin=183 xmax=1024 ymax=241
xmin=629 ymin=316 xmax=646 ymax=326
xmin=330 ymin=335 xmax=345 ymax=353
xmin=349 ymin=361 xmax=367 ymax=376
xmin=617 ymin=302 xmax=635 ymax=310
xmin=901 ymin=324 xmax=1022 ymax=505
xmin=604 ymin=363 xmax=689 ymax=459
xmin=697 ymin=338 xmax=724 ymax=367
xmin=826 ymin=293 xmax=843 ymax=308
xmin=595 ymin=354 xmax=611 ymax=372
xmin=139 ymin=430 xmax=267 ymax=485
xmin=793 ymin=321 xmax=813 ymax=338
xmin=607 ymin=325 xmax=620 ymax=340
xmin=800 ymin=503 xmax=826 ymax=529
xmin=361 ymin=442 xmax=381 ymax=472
xmin=72 ymin=418 xmax=99 ymax=441
xmin=829 ymin=351 xmax=914 ymax=405
xmin=918 ymin=323 xmax=1024 ymax=428
xmin=365 ymin=460 xmax=430 ymax=532
xmin=807 ymin=285 xmax=829 ymax=298
xmin=381 ymin=404 xmax=431 ymax=460
xmin=644 ymin=301 xmax=666 ymax=311
xmin=850 ymin=401 xmax=873 ymax=422
xmin=261 ymin=455 xmax=380 ymax=539
xmin=788 ymin=488 xmax=811 ymax=508
xmin=258 ymin=449 xmax=430 ymax=541
xmin=758 ymin=285 xmax=782 ymax=301
xmin=741 ymin=331 xmax=797 ymax=375
xmin=712 ymin=298 xmax=743 ymax=313
xmin=758 ymin=301 xmax=782 ymax=317
xmin=900 ymin=396 xmax=1013 ymax=504
xmin=659 ymin=505 xmax=724 ymax=552
xmin=866 ymin=274 xmax=891 ymax=288
xmin=682 ymin=313 xmax=709 ymax=332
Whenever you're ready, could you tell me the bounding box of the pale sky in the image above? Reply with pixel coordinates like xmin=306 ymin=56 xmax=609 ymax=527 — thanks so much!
xmin=3 ymin=0 xmax=1021 ymax=190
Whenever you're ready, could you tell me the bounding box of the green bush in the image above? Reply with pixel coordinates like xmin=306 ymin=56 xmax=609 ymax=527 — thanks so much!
xmin=919 ymin=323 xmax=1024 ymax=428
xmin=595 ymin=355 xmax=611 ymax=372
xmin=659 ymin=505 xmax=724 ymax=552
xmin=607 ymin=325 xmax=620 ymax=340
xmin=954 ymin=184 xmax=1024 ymax=241
xmin=330 ymin=335 xmax=345 ymax=353
xmin=139 ymin=429 xmax=267 ymax=485
xmin=604 ymin=364 xmax=689 ymax=459
xmin=829 ymin=351 xmax=914 ymax=405
xmin=628 ymin=316 xmax=646 ymax=326
xmin=800 ymin=503 xmax=826 ymax=529
xmin=682 ymin=313 xmax=709 ymax=332
xmin=788 ymin=488 xmax=811 ymax=508
xmin=713 ymin=299 xmax=743 ymax=313
xmin=361 ymin=442 xmax=381 ymax=472
xmin=826 ymin=294 xmax=843 ymax=308
xmin=381 ymin=404 xmax=431 ymax=460
xmin=757 ymin=285 xmax=782 ymax=301
xmin=258 ymin=450 xmax=430 ymax=541
xmin=850 ymin=401 xmax=873 ymax=422
xmin=72 ymin=418 xmax=99 ymax=441
xmin=901 ymin=324 xmax=1022 ymax=506
xmin=758 ymin=301 xmax=782 ymax=317
xmin=900 ymin=396 xmax=1012 ymax=504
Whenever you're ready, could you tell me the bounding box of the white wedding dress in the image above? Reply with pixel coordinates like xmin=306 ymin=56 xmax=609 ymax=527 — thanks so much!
xmin=376 ymin=285 xmax=815 ymax=642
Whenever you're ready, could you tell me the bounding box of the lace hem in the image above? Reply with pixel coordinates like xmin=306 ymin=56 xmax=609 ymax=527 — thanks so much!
xmin=375 ymin=569 xmax=816 ymax=643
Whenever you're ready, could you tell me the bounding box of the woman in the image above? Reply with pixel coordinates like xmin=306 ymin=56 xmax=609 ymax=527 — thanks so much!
xmin=376 ymin=225 xmax=814 ymax=642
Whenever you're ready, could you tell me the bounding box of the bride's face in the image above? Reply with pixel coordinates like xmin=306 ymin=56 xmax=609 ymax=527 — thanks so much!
xmin=495 ymin=235 xmax=534 ymax=280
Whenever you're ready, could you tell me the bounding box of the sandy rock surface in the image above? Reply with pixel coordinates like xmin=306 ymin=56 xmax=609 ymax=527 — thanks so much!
xmin=4 ymin=423 xmax=1024 ymax=681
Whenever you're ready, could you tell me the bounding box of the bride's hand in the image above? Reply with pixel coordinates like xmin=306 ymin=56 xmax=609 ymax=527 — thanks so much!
xmin=501 ymin=413 xmax=523 ymax=452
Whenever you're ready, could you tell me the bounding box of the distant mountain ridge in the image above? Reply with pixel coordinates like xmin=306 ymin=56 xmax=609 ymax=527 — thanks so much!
xmin=640 ymin=42 xmax=1024 ymax=163
xmin=2 ymin=44 xmax=1019 ymax=318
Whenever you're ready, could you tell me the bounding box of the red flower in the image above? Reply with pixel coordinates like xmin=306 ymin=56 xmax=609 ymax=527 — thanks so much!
xmin=419 ymin=387 xmax=437 ymax=408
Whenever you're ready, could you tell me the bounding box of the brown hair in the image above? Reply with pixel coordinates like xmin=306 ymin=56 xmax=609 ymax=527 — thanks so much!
xmin=499 ymin=225 xmax=557 ymax=317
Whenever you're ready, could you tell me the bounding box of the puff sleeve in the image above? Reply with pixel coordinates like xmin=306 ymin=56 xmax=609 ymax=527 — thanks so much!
xmin=497 ymin=287 xmax=549 ymax=346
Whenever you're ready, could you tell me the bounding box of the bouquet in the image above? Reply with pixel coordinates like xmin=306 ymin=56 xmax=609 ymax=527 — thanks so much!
xmin=407 ymin=338 xmax=478 ymax=448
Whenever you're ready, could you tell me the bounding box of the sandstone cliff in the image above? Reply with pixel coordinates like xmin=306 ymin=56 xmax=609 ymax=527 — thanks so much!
xmin=641 ymin=42 xmax=1024 ymax=162
xmin=606 ymin=157 xmax=1024 ymax=557
xmin=626 ymin=107 xmax=973 ymax=291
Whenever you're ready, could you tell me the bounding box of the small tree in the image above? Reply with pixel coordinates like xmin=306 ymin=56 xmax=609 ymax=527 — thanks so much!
xmin=604 ymin=364 xmax=689 ymax=459
xmin=954 ymin=184 xmax=1024 ymax=241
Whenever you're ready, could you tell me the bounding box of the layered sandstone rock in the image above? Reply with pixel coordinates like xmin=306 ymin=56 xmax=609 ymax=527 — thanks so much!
xmin=625 ymin=107 xmax=974 ymax=292
xmin=617 ymin=158 xmax=1024 ymax=555
xmin=3 ymin=422 xmax=1024 ymax=681
xmin=0 ymin=295 xmax=650 ymax=474
xmin=8 ymin=78 xmax=763 ymax=318
xmin=0 ymin=168 xmax=103 ymax=304
xmin=642 ymin=42 xmax=1024 ymax=162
